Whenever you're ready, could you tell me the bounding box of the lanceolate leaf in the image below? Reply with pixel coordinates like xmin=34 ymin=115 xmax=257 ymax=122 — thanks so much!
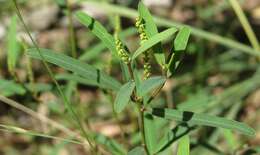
xmin=177 ymin=135 xmax=190 ymax=155
xmin=174 ymin=26 xmax=191 ymax=51
xmin=132 ymin=27 xmax=178 ymax=59
xmin=138 ymin=2 xmax=158 ymax=37
xmin=114 ymin=81 xmax=135 ymax=113
xmin=27 ymin=48 xmax=121 ymax=91
xmin=127 ymin=146 xmax=146 ymax=155
xmin=7 ymin=15 xmax=20 ymax=75
xmin=138 ymin=2 xmax=165 ymax=66
xmin=75 ymin=11 xmax=117 ymax=56
xmin=167 ymin=26 xmax=191 ymax=76
xmin=151 ymin=108 xmax=255 ymax=136
xmin=143 ymin=112 xmax=157 ymax=154
xmin=138 ymin=76 xmax=166 ymax=97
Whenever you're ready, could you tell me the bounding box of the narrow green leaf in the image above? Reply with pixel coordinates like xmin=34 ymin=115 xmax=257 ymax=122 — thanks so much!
xmin=138 ymin=2 xmax=158 ymax=37
xmin=128 ymin=146 xmax=146 ymax=155
xmin=151 ymin=108 xmax=255 ymax=136
xmin=143 ymin=112 xmax=157 ymax=154
xmin=120 ymin=62 xmax=131 ymax=82
xmin=0 ymin=79 xmax=26 ymax=96
xmin=93 ymin=133 xmax=127 ymax=155
xmin=177 ymin=135 xmax=190 ymax=155
xmin=0 ymin=124 xmax=80 ymax=145
xmin=114 ymin=81 xmax=135 ymax=113
xmin=132 ymin=27 xmax=178 ymax=59
xmin=25 ymin=83 xmax=52 ymax=93
xmin=174 ymin=26 xmax=191 ymax=51
xmin=75 ymin=11 xmax=117 ymax=56
xmin=138 ymin=2 xmax=165 ymax=66
xmin=138 ymin=76 xmax=166 ymax=97
xmin=222 ymin=129 xmax=238 ymax=150
xmin=7 ymin=15 xmax=20 ymax=75
xmin=167 ymin=26 xmax=190 ymax=76
xmin=27 ymin=48 xmax=121 ymax=91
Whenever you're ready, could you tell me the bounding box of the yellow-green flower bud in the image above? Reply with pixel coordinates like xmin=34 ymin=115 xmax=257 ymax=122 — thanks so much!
xmin=143 ymin=52 xmax=151 ymax=79
xmin=115 ymin=35 xmax=130 ymax=64
xmin=135 ymin=16 xmax=152 ymax=79
xmin=135 ymin=16 xmax=148 ymax=43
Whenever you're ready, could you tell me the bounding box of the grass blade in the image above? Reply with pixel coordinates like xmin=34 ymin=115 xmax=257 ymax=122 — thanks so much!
xmin=228 ymin=0 xmax=260 ymax=51
xmin=151 ymin=108 xmax=255 ymax=136
xmin=138 ymin=2 xmax=165 ymax=66
xmin=27 ymin=48 xmax=121 ymax=91
xmin=75 ymin=11 xmax=117 ymax=56
xmin=132 ymin=28 xmax=177 ymax=60
xmin=138 ymin=76 xmax=166 ymax=97
xmin=0 ymin=95 xmax=85 ymax=143
xmin=12 ymin=0 xmax=94 ymax=148
xmin=7 ymin=15 xmax=20 ymax=75
xmin=222 ymin=129 xmax=238 ymax=150
xmin=0 ymin=124 xmax=82 ymax=145
xmin=128 ymin=146 xmax=145 ymax=155
xmin=114 ymin=81 xmax=135 ymax=113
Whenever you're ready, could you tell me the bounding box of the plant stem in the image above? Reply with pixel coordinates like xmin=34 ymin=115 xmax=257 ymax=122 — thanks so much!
xmin=138 ymin=102 xmax=149 ymax=154
xmin=66 ymin=0 xmax=77 ymax=58
xmin=228 ymin=0 xmax=260 ymax=52
xmin=12 ymin=0 xmax=94 ymax=150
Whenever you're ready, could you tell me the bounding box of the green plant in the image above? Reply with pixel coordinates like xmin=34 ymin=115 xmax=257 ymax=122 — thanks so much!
xmin=2 ymin=1 xmax=256 ymax=155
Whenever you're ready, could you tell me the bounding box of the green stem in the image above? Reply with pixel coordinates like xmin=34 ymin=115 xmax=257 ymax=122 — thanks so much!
xmin=228 ymin=0 xmax=260 ymax=52
xmin=66 ymin=0 xmax=77 ymax=58
xmin=138 ymin=103 xmax=149 ymax=154
xmin=12 ymin=0 xmax=94 ymax=150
